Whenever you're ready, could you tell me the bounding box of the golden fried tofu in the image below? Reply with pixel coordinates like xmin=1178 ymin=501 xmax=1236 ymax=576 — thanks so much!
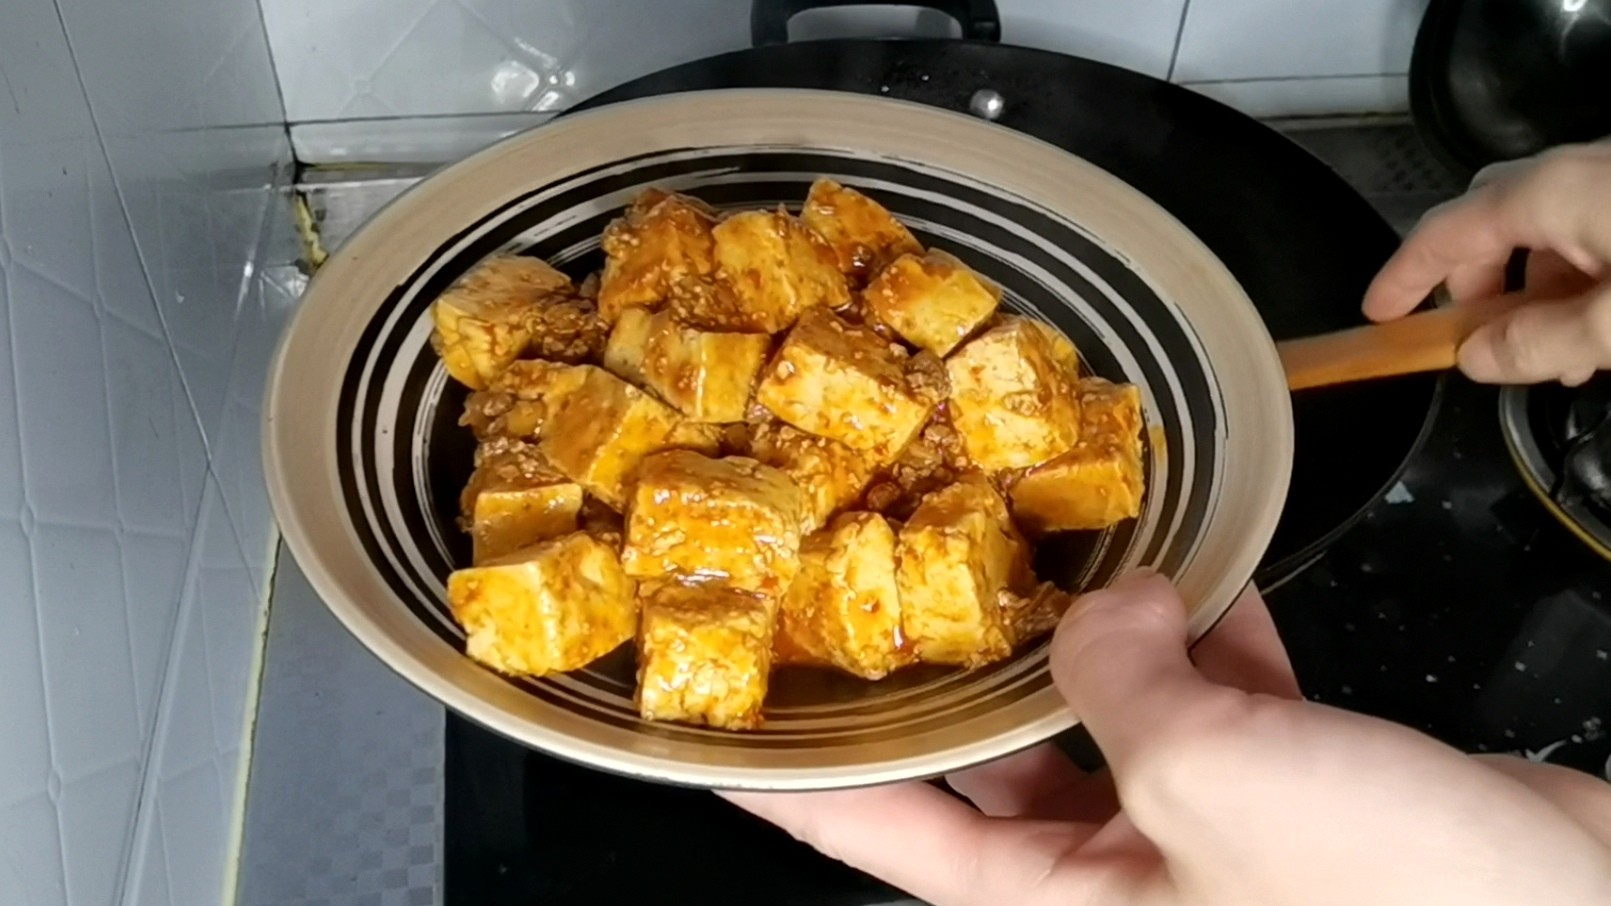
xmin=747 ymin=421 xmax=876 ymax=529
xmin=754 ymin=309 xmax=934 ymax=463
xmin=863 ymin=250 xmax=1001 ymax=355
xmin=446 ymin=532 xmax=637 ymax=676
xmin=461 ymin=360 xmax=590 ymax=440
xmin=1026 ymin=319 xmax=1079 ymax=377
xmin=622 ymin=451 xmax=809 ymax=596
xmin=1010 ymin=378 xmax=1145 ymax=532
xmin=708 ymin=209 xmax=851 ymax=332
xmin=778 ymin=513 xmax=907 ymax=680
xmin=896 ymin=475 xmax=1028 ymax=667
xmin=599 ymin=191 xmax=718 ymax=322
xmin=459 ymin=438 xmax=584 ymax=563
xmin=637 ymin=583 xmax=775 ymax=729
xmin=605 ymin=307 xmax=771 ymax=422
xmin=666 ymin=419 xmax=724 ymax=456
xmin=946 ymin=317 xmax=1082 ymax=471
xmin=430 ymin=255 xmax=573 ymax=390
xmin=470 ymin=487 xmax=585 ymax=564
xmin=538 ymin=366 xmax=682 ymax=508
xmin=800 ymin=178 xmax=923 ymax=282
xmin=602 ymin=306 xmax=657 ymax=386
xmin=647 ymin=323 xmax=771 ymax=424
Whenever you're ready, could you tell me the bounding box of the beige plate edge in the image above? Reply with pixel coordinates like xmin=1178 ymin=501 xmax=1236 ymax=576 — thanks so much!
xmin=262 ymin=88 xmax=1295 ymax=789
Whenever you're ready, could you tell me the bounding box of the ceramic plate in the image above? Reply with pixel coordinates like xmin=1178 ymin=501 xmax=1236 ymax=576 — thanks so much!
xmin=264 ymin=89 xmax=1293 ymax=789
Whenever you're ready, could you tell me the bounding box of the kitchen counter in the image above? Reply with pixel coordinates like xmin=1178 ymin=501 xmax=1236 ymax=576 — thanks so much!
xmin=235 ymin=120 xmax=1611 ymax=906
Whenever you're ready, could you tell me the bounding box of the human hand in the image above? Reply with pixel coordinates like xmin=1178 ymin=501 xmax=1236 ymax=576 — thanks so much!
xmin=1362 ymin=142 xmax=1611 ymax=385
xmin=724 ymin=575 xmax=1611 ymax=905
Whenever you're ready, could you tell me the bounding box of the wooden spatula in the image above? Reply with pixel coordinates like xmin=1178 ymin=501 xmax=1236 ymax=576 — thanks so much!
xmin=1278 ymin=295 xmax=1516 ymax=391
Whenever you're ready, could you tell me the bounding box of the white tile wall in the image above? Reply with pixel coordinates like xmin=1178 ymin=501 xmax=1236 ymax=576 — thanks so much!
xmin=261 ymin=0 xmax=1430 ymax=163
xmin=1 ymin=0 xmax=291 ymax=903
xmin=1172 ymin=0 xmax=1428 ymax=81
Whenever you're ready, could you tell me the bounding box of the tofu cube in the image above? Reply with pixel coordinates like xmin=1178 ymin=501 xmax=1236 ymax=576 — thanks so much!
xmin=708 ymin=209 xmax=851 ymax=333
xmin=462 ymin=360 xmax=590 ymax=440
xmin=1026 ymin=319 xmax=1079 ymax=378
xmin=778 ymin=513 xmax=907 ymax=679
xmin=1010 ymin=379 xmax=1145 ymax=532
xmin=946 ymin=317 xmax=1082 ymax=470
xmin=599 ymin=190 xmax=718 ymax=322
xmin=430 ymin=255 xmax=573 ymax=390
xmin=470 ymin=485 xmax=585 ymax=564
xmin=606 ymin=307 xmax=773 ymax=422
xmin=800 ymin=178 xmax=923 ymax=282
xmin=896 ymin=476 xmax=1027 ymax=667
xmin=446 ymin=532 xmax=637 ymax=676
xmin=602 ymin=306 xmax=657 ymax=386
xmin=459 ymin=437 xmax=584 ymax=563
xmin=748 ymin=421 xmax=876 ymax=529
xmin=863 ymin=250 xmax=1001 ymax=355
xmin=754 ymin=309 xmax=934 ymax=462
xmin=538 ymin=366 xmax=682 ymax=508
xmin=637 ymin=583 xmax=775 ymax=729
xmin=645 ymin=321 xmax=771 ymax=424
xmin=666 ymin=419 xmax=725 ymax=456
xmin=622 ymin=451 xmax=809 ymax=596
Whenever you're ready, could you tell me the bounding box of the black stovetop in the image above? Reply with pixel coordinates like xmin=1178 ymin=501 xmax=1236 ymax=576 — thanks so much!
xmin=443 ymin=375 xmax=1611 ymax=905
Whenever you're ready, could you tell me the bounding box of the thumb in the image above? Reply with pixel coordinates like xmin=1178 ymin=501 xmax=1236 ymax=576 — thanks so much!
xmin=1458 ymin=289 xmax=1611 ymax=384
xmin=1049 ymin=572 xmax=1225 ymax=775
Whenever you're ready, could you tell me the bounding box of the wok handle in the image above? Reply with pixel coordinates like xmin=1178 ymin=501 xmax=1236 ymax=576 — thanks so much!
xmin=751 ymin=0 xmax=1002 ymax=46
xmin=1278 ymin=295 xmax=1514 ymax=391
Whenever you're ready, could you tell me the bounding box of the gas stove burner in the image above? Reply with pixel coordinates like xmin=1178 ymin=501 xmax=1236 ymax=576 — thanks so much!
xmin=1500 ymin=375 xmax=1611 ymax=560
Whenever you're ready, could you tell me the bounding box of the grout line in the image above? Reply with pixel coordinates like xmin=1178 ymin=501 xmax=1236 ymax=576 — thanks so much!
xmin=1180 ymin=73 xmax=1409 ymax=86
xmin=220 ymin=540 xmax=281 ymax=906
xmin=249 ymin=0 xmax=292 ymax=134
xmin=111 ymin=484 xmax=212 ymax=906
xmin=287 ymin=109 xmax=552 ymax=127
xmin=96 ymin=120 xmax=288 ymax=138
xmin=244 ymin=0 xmax=302 ymax=203
xmin=1165 ymin=0 xmax=1192 ymax=82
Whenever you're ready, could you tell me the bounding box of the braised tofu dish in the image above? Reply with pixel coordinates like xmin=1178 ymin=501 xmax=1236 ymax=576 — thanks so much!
xmin=428 ymin=179 xmax=1147 ymax=730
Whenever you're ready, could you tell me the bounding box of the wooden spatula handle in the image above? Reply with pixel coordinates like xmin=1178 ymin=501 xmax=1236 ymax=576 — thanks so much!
xmin=1278 ymin=296 xmax=1515 ymax=392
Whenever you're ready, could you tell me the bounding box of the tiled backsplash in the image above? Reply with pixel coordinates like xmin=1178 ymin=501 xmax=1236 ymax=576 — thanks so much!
xmin=259 ymin=0 xmax=1431 ymax=162
xmin=0 ymin=0 xmax=290 ymax=903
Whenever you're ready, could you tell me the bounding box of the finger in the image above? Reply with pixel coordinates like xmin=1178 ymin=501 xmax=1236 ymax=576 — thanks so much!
xmin=1526 ymin=249 xmax=1601 ymax=299
xmin=946 ymin=744 xmax=1125 ymax=827
xmin=1190 ymin=584 xmax=1302 ymax=700
xmin=1362 ymin=188 xmax=1514 ymax=322
xmin=1444 ymin=257 xmax=1509 ymax=303
xmin=720 ymin=784 xmax=1097 ymax=906
xmin=947 ymin=743 xmax=1086 ymax=818
xmin=1364 ymin=146 xmax=1611 ymax=322
xmin=1469 ymin=157 xmax=1531 ymax=191
xmin=1050 ymin=572 xmax=1227 ymax=775
xmin=1457 ymin=289 xmax=1611 ymax=383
